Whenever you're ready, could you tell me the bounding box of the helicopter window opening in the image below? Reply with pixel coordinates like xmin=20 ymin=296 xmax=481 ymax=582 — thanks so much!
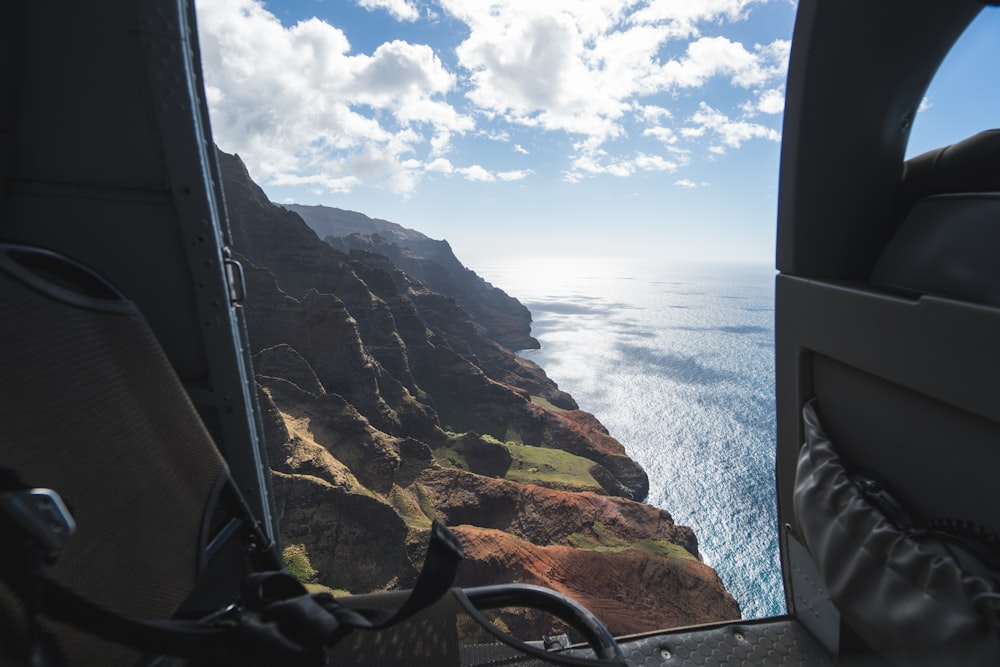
xmin=874 ymin=9 xmax=1000 ymax=305
xmin=195 ymin=0 xmax=792 ymax=635
xmin=904 ymin=8 xmax=1000 ymax=162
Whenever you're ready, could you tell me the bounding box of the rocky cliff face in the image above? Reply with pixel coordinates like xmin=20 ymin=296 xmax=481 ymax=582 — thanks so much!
xmin=286 ymin=203 xmax=539 ymax=352
xmin=218 ymin=150 xmax=740 ymax=637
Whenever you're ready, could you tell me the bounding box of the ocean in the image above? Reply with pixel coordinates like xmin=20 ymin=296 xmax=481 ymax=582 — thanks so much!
xmin=468 ymin=256 xmax=784 ymax=620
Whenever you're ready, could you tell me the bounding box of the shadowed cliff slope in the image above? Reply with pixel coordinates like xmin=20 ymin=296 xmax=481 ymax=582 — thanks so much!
xmin=218 ymin=149 xmax=740 ymax=637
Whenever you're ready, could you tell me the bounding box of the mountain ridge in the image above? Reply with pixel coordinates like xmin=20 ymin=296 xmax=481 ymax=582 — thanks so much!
xmin=285 ymin=202 xmax=540 ymax=352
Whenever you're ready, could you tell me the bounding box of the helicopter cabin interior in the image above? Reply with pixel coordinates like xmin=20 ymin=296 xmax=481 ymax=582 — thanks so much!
xmin=1 ymin=0 xmax=999 ymax=665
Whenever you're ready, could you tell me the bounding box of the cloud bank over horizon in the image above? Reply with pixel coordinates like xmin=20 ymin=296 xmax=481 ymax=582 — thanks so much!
xmin=196 ymin=0 xmax=789 ymax=199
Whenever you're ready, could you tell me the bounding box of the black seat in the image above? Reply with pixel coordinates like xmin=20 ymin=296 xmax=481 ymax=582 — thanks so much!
xmin=0 ymin=245 xmax=269 ymax=665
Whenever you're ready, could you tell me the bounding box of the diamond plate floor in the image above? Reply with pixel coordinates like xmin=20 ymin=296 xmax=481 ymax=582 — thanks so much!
xmin=452 ymin=617 xmax=838 ymax=666
xmin=612 ymin=617 xmax=836 ymax=667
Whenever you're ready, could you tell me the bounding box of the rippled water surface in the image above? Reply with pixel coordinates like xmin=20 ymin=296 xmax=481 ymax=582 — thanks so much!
xmin=469 ymin=256 xmax=783 ymax=619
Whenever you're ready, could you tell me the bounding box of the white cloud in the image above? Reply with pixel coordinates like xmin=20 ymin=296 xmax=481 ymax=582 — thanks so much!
xmin=684 ymin=102 xmax=780 ymax=152
xmin=196 ymin=0 xmax=471 ymax=196
xmin=346 ymin=41 xmax=454 ymax=103
xmin=643 ymin=126 xmax=678 ymax=145
xmin=635 ymin=104 xmax=673 ymax=123
xmin=655 ymin=37 xmax=790 ymax=90
xmin=448 ymin=7 xmax=620 ymax=140
xmin=440 ymin=1 xmax=787 ymax=153
xmin=740 ymin=87 xmax=785 ymax=115
xmin=629 ymin=0 xmax=765 ymax=39
xmin=755 ymin=88 xmax=785 ymax=114
xmin=673 ymin=178 xmax=710 ymax=188
xmin=633 ymin=153 xmax=678 ymax=171
xmin=357 ymin=0 xmax=420 ymax=22
xmin=426 ymin=158 xmax=455 ymax=173
xmin=680 ymin=126 xmax=707 ymax=139
xmin=918 ymin=96 xmax=932 ymax=113
xmin=457 ymin=165 xmax=495 ymax=181
xmin=270 ymin=172 xmax=363 ymax=192
xmin=514 ymin=144 xmax=529 ymax=154
xmin=497 ymin=169 xmax=532 ymax=181
xmin=429 ymin=131 xmax=453 ymax=157
xmin=564 ymin=149 xmax=677 ymax=181
xmin=448 ymin=164 xmax=532 ymax=182
xmin=755 ymin=37 xmax=792 ymax=71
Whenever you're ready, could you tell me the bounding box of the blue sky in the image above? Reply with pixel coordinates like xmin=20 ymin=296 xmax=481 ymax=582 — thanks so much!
xmin=195 ymin=0 xmax=1000 ymax=264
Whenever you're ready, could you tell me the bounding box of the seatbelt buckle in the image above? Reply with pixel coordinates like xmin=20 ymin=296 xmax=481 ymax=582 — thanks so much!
xmin=0 ymin=488 xmax=76 ymax=556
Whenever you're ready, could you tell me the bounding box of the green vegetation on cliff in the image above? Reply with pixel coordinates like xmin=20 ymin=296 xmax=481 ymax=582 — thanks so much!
xmin=431 ymin=434 xmax=604 ymax=493
xmin=283 ymin=543 xmax=318 ymax=584
xmin=388 ymin=485 xmax=434 ymax=531
xmin=529 ymin=395 xmax=568 ymax=413
xmin=503 ymin=443 xmax=604 ymax=492
xmin=567 ymin=523 xmax=698 ymax=563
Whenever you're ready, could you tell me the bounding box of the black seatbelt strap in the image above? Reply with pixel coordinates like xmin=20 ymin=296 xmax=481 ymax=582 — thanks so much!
xmin=0 ymin=469 xmax=77 ymax=665
xmin=312 ymin=519 xmax=466 ymax=630
xmin=0 ymin=469 xmax=465 ymax=666
xmin=231 ymin=521 xmax=466 ymax=662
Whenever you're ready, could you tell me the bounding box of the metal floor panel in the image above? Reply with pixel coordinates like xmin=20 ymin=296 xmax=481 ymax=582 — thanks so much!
xmin=612 ymin=617 xmax=836 ymax=667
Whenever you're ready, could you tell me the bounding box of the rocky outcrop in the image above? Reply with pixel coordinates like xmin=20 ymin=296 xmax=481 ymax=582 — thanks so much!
xmin=218 ymin=149 xmax=739 ymax=638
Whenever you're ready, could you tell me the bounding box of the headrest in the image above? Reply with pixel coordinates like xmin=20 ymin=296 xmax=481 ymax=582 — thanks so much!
xmin=871 ymin=131 xmax=1000 ymax=306
xmin=899 ymin=129 xmax=1000 ymax=207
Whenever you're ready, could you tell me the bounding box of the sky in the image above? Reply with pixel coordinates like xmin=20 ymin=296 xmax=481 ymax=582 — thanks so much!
xmin=194 ymin=0 xmax=1000 ymax=265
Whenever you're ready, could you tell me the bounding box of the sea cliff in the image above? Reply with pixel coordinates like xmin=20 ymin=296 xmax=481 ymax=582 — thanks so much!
xmin=218 ymin=149 xmax=740 ymax=636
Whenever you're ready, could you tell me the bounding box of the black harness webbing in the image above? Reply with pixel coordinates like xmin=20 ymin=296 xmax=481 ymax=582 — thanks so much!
xmin=0 ymin=475 xmax=464 ymax=666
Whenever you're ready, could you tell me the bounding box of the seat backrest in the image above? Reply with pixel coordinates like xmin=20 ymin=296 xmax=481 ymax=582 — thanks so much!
xmin=0 ymin=245 xmax=245 ymax=665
